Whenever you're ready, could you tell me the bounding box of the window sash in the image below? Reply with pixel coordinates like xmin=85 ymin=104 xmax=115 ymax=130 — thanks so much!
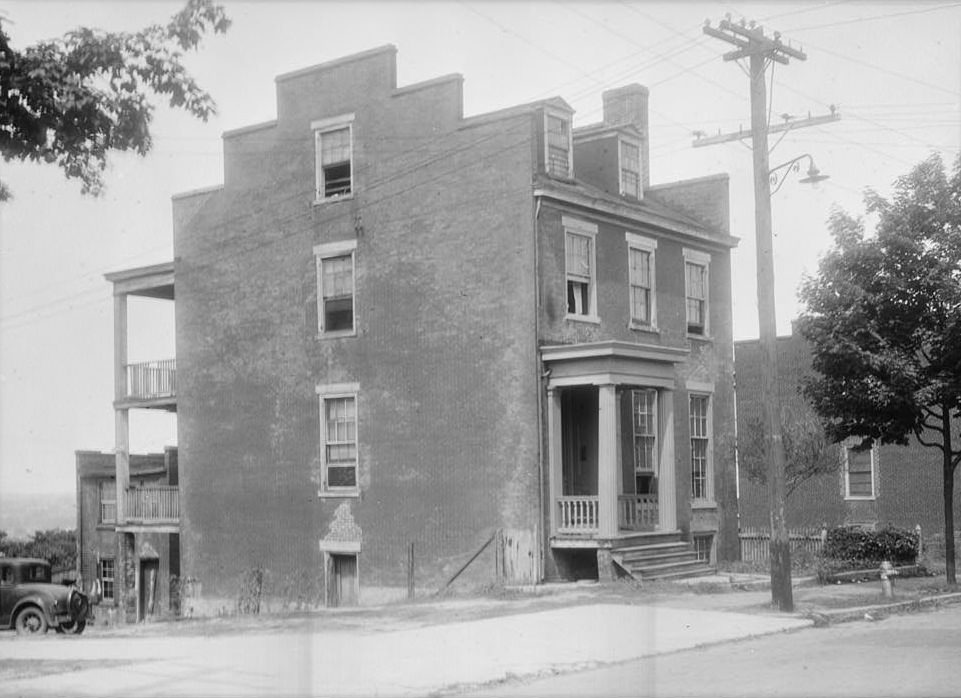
xmin=620 ymin=141 xmax=641 ymax=197
xmin=685 ymin=262 xmax=707 ymax=332
xmin=547 ymin=115 xmax=570 ymax=176
xmin=316 ymin=125 xmax=352 ymax=198
xmin=324 ymin=396 xmax=357 ymax=489
xmin=629 ymin=248 xmax=652 ymax=323
xmin=632 ymin=389 xmax=658 ymax=473
xmin=846 ymin=447 xmax=875 ymax=497
xmin=690 ymin=395 xmax=711 ymax=499
xmin=100 ymin=559 xmax=115 ymax=600
xmin=318 ymin=253 xmax=355 ymax=333
xmin=99 ymin=481 xmax=117 ymax=524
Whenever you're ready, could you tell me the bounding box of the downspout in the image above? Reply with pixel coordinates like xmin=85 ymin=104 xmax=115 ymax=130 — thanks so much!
xmin=533 ymin=194 xmax=544 ymax=583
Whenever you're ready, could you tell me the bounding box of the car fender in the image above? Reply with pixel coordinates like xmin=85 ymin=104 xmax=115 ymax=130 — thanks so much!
xmin=11 ymin=595 xmax=57 ymax=626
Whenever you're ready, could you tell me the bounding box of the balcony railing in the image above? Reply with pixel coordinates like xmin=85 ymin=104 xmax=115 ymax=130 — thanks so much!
xmin=124 ymin=487 xmax=179 ymax=524
xmin=619 ymin=494 xmax=658 ymax=530
xmin=126 ymin=359 xmax=176 ymax=400
xmin=557 ymin=496 xmax=599 ymax=534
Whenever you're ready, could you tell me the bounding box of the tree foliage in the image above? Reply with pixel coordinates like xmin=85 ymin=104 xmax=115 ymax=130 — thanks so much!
xmin=797 ymin=153 xmax=961 ymax=583
xmin=0 ymin=528 xmax=77 ymax=571
xmin=0 ymin=0 xmax=230 ymax=200
xmin=739 ymin=402 xmax=829 ymax=496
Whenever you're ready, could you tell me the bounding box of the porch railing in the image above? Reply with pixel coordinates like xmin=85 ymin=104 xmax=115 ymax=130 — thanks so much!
xmin=618 ymin=494 xmax=658 ymax=530
xmin=124 ymin=487 xmax=179 ymax=524
xmin=126 ymin=359 xmax=176 ymax=400
xmin=557 ymin=496 xmax=599 ymax=533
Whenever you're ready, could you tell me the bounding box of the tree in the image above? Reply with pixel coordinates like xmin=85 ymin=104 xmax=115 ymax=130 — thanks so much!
xmin=797 ymin=153 xmax=961 ymax=584
xmin=0 ymin=528 xmax=77 ymax=571
xmin=0 ymin=0 xmax=230 ymax=200
xmin=739 ymin=402 xmax=829 ymax=497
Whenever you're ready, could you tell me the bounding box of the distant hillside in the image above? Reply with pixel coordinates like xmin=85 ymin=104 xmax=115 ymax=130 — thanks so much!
xmin=0 ymin=492 xmax=76 ymax=538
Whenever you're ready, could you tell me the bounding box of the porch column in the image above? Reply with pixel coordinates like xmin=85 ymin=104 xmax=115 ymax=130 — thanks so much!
xmin=114 ymin=293 xmax=130 ymax=525
xmin=658 ymin=388 xmax=678 ymax=531
xmin=546 ymin=387 xmax=562 ymax=536
xmin=597 ymin=383 xmax=619 ymax=537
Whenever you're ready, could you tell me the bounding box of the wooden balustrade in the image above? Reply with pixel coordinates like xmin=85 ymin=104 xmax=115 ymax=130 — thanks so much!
xmin=618 ymin=494 xmax=658 ymax=530
xmin=126 ymin=359 xmax=176 ymax=399
xmin=557 ymin=496 xmax=599 ymax=533
xmin=124 ymin=487 xmax=179 ymax=524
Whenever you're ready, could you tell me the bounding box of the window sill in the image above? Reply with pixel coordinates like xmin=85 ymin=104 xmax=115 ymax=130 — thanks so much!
xmin=691 ymin=499 xmax=717 ymax=510
xmin=318 ymin=489 xmax=361 ymax=499
xmin=566 ymin=313 xmax=601 ymax=325
xmin=313 ymin=193 xmax=354 ymax=207
xmin=687 ymin=333 xmax=713 ymax=343
xmin=96 ymin=523 xmax=116 ymax=530
xmin=630 ymin=322 xmax=659 ymax=335
xmin=844 ymin=495 xmax=877 ymax=501
xmin=317 ymin=329 xmax=357 ymax=340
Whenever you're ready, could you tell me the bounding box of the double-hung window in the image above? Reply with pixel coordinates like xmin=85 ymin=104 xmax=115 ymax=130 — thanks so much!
xmin=99 ymin=558 xmax=115 ymax=601
xmin=632 ymin=389 xmax=658 ymax=474
xmin=99 ymin=480 xmax=116 ymax=524
xmin=313 ymin=114 xmax=354 ymax=201
xmin=564 ymin=217 xmax=598 ymax=321
xmin=314 ymin=240 xmax=357 ymax=336
xmin=843 ymin=443 xmax=877 ymax=499
xmin=626 ymin=233 xmax=656 ymax=329
xmin=546 ymin=112 xmax=572 ymax=178
xmin=620 ymin=139 xmax=641 ymax=198
xmin=683 ymin=248 xmax=711 ymax=336
xmin=689 ymin=393 xmax=713 ymax=501
xmin=318 ymin=383 xmax=360 ymax=493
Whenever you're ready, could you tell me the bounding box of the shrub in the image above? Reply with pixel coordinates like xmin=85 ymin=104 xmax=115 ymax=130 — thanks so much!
xmin=237 ymin=567 xmax=269 ymax=615
xmin=822 ymin=525 xmax=919 ymax=565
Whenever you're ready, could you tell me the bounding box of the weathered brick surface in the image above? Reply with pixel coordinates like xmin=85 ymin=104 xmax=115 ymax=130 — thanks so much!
xmin=735 ymin=334 xmax=961 ymax=536
xmin=174 ymin=48 xmax=539 ymax=602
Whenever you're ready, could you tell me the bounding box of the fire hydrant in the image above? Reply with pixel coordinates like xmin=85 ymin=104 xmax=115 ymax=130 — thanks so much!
xmin=879 ymin=560 xmax=898 ymax=599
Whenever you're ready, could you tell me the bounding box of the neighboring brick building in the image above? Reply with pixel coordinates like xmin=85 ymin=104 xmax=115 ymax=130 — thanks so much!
xmin=735 ymin=331 xmax=961 ymax=543
xmin=101 ymin=45 xmax=739 ymax=611
xmin=75 ymin=448 xmax=179 ymax=623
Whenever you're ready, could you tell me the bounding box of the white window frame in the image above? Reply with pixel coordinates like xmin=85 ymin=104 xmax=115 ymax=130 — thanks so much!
xmin=626 ymin=232 xmax=657 ymax=330
xmin=619 ymin=137 xmax=642 ymax=199
xmin=842 ymin=441 xmax=878 ymax=500
xmin=631 ymin=389 xmax=658 ymax=476
xmin=563 ymin=216 xmax=599 ymax=323
xmin=545 ymin=109 xmax=573 ymax=179
xmin=683 ymin=248 xmax=711 ymax=337
xmin=99 ymin=479 xmax=117 ymax=524
xmin=99 ymin=558 xmax=115 ymax=602
xmin=313 ymin=113 xmax=355 ymax=203
xmin=314 ymin=240 xmax=357 ymax=338
xmin=688 ymin=386 xmax=714 ymax=504
xmin=317 ymin=383 xmax=361 ymax=496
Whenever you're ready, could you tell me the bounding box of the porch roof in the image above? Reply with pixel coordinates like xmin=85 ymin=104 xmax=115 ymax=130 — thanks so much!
xmin=541 ymin=340 xmax=688 ymax=389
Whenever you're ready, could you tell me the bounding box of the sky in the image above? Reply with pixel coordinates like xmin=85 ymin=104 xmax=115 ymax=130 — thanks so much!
xmin=1 ymin=0 xmax=960 ymax=500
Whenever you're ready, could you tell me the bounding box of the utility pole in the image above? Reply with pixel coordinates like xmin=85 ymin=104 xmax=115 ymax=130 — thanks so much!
xmin=700 ymin=17 xmax=828 ymax=612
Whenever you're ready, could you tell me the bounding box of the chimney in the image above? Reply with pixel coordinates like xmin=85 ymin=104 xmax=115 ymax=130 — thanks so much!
xmin=602 ymin=84 xmax=650 ymax=189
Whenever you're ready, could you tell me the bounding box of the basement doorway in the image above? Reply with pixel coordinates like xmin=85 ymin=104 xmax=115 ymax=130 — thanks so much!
xmin=327 ymin=553 xmax=358 ymax=607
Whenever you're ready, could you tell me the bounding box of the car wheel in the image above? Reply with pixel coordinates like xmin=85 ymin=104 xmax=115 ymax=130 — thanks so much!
xmin=14 ymin=607 xmax=48 ymax=635
xmin=58 ymin=619 xmax=86 ymax=635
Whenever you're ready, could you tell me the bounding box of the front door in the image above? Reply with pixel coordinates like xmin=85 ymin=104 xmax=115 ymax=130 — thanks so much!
xmin=561 ymin=386 xmax=598 ymax=496
xmin=139 ymin=559 xmax=159 ymax=621
xmin=328 ymin=554 xmax=358 ymax=607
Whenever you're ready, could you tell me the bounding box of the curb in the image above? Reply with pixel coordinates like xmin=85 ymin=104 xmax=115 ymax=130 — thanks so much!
xmin=804 ymin=591 xmax=961 ymax=626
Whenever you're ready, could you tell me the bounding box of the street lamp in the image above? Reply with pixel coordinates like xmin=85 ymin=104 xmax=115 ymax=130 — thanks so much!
xmin=769 ymin=154 xmax=829 ymax=195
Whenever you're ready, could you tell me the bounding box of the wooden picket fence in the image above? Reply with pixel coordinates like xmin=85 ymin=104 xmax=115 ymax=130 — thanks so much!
xmin=739 ymin=526 xmax=826 ymax=563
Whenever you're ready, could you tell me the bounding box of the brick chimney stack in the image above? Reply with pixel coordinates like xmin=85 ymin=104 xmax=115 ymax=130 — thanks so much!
xmin=602 ymin=84 xmax=650 ymax=189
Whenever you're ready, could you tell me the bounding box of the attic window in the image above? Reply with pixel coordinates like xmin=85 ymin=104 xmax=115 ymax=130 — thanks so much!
xmin=546 ymin=113 xmax=572 ymax=178
xmin=313 ymin=114 xmax=354 ymax=201
xmin=620 ymin=140 xmax=641 ymax=198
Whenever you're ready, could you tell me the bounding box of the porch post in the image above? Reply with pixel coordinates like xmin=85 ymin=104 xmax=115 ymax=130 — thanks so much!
xmin=114 ymin=292 xmax=130 ymax=525
xmin=658 ymin=388 xmax=678 ymax=531
xmin=597 ymin=383 xmax=619 ymax=537
xmin=546 ymin=387 xmax=562 ymax=537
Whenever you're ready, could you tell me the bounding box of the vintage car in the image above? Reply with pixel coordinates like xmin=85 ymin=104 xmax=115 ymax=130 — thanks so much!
xmin=0 ymin=557 xmax=89 ymax=635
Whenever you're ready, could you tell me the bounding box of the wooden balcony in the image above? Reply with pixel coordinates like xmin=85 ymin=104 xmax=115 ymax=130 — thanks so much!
xmin=118 ymin=359 xmax=176 ymax=409
xmin=123 ymin=486 xmax=179 ymax=526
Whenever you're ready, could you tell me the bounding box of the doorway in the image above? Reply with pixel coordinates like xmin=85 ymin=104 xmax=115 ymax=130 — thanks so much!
xmin=139 ymin=558 xmax=159 ymax=621
xmin=327 ymin=554 xmax=358 ymax=607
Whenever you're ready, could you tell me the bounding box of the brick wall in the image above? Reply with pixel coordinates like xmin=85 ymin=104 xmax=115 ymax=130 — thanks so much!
xmin=174 ymin=50 xmax=541 ymax=604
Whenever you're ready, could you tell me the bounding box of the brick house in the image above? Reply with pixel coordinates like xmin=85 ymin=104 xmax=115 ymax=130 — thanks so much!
xmin=75 ymin=448 xmax=179 ymax=623
xmin=735 ymin=331 xmax=961 ymax=546
xmin=100 ymin=45 xmax=739 ymax=612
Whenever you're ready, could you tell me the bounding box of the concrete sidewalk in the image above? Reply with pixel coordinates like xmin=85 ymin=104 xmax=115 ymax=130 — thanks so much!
xmin=1 ymin=603 xmax=812 ymax=697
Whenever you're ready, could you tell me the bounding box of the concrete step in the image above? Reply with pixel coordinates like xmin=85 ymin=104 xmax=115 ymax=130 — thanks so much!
xmin=612 ymin=531 xmax=683 ymax=547
xmin=641 ymin=564 xmax=717 ymax=582
xmin=620 ymin=550 xmax=700 ymax=566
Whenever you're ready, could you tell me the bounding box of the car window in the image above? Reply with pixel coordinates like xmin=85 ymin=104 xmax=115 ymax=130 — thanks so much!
xmin=0 ymin=565 xmax=11 ymax=584
xmin=28 ymin=565 xmax=50 ymax=582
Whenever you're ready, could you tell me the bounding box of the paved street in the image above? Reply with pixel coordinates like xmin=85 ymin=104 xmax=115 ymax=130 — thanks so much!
xmin=469 ymin=604 xmax=961 ymax=698
xmin=0 ymin=603 xmax=810 ymax=697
